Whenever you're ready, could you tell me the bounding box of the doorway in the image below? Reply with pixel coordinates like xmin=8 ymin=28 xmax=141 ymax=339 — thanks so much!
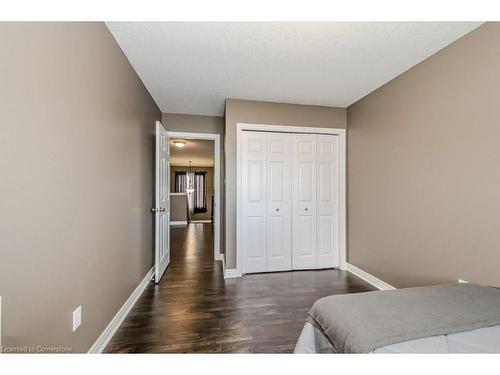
xmin=167 ymin=131 xmax=221 ymax=261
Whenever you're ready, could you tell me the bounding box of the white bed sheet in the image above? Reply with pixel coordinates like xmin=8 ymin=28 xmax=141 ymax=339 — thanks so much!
xmin=294 ymin=322 xmax=500 ymax=353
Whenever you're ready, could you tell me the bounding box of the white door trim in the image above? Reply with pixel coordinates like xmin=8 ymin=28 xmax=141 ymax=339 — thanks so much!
xmin=236 ymin=123 xmax=347 ymax=276
xmin=167 ymin=131 xmax=222 ymax=261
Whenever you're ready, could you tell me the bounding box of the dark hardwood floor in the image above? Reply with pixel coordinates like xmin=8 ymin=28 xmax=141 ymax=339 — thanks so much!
xmin=105 ymin=223 xmax=374 ymax=353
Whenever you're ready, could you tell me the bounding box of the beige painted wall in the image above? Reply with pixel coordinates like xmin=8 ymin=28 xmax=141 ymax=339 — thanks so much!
xmin=347 ymin=22 xmax=500 ymax=288
xmin=225 ymin=99 xmax=347 ymax=268
xmin=0 ymin=22 xmax=161 ymax=352
xmin=162 ymin=113 xmax=224 ymax=135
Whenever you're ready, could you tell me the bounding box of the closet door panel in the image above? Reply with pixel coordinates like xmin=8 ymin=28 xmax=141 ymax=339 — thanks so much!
xmin=298 ymin=162 xmax=313 ymax=201
xmin=298 ymin=215 xmax=315 ymax=256
xmin=292 ymin=134 xmax=317 ymax=269
xmin=241 ymin=131 xmax=267 ymax=273
xmin=316 ymin=134 xmax=340 ymax=268
xmin=267 ymin=133 xmax=292 ymax=271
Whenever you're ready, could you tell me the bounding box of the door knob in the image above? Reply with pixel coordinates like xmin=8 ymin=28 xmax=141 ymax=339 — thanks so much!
xmin=305 ymin=208 xmax=308 ymax=211
xmin=276 ymin=208 xmax=280 ymax=212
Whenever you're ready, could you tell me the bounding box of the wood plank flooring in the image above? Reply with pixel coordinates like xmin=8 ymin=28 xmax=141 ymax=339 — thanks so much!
xmin=105 ymin=223 xmax=374 ymax=353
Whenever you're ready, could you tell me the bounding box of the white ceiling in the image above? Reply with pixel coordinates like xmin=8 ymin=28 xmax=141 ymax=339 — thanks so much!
xmin=170 ymin=139 xmax=215 ymax=167
xmin=107 ymin=22 xmax=482 ymax=116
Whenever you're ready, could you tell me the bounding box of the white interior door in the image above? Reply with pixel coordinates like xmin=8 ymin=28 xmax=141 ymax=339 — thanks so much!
xmin=154 ymin=121 xmax=170 ymax=283
xmin=241 ymin=131 xmax=267 ymax=273
xmin=316 ymin=135 xmax=340 ymax=268
xmin=292 ymin=134 xmax=317 ymax=269
xmin=266 ymin=133 xmax=292 ymax=271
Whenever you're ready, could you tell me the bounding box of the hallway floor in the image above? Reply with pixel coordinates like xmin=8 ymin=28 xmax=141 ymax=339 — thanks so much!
xmin=105 ymin=223 xmax=374 ymax=353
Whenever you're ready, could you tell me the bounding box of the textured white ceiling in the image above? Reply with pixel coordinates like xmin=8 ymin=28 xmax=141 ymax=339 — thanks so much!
xmin=107 ymin=22 xmax=482 ymax=116
xmin=170 ymin=139 xmax=214 ymax=167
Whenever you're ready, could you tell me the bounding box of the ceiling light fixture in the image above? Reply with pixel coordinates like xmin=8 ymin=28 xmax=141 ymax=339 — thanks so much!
xmin=173 ymin=140 xmax=186 ymax=148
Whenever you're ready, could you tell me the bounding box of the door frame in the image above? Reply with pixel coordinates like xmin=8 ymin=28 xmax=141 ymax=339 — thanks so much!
xmin=236 ymin=123 xmax=347 ymax=276
xmin=167 ymin=131 xmax=222 ymax=261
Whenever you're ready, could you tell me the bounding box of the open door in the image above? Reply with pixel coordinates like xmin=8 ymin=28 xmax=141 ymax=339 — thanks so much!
xmin=154 ymin=121 xmax=170 ymax=283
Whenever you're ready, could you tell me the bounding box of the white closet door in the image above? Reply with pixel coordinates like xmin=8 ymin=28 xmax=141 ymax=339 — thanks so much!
xmin=241 ymin=131 xmax=267 ymax=273
xmin=266 ymin=133 xmax=292 ymax=272
xmin=292 ymin=134 xmax=317 ymax=269
xmin=316 ymin=135 xmax=340 ymax=268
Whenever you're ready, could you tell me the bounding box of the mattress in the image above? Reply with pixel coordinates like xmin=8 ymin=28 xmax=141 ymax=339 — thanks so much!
xmin=294 ymin=322 xmax=500 ymax=353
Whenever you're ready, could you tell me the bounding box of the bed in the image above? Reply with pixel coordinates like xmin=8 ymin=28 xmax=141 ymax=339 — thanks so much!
xmin=294 ymin=283 xmax=500 ymax=354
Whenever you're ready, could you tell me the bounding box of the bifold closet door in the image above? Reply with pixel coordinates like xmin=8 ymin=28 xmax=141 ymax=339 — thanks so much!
xmin=266 ymin=133 xmax=292 ymax=272
xmin=241 ymin=131 xmax=267 ymax=273
xmin=241 ymin=131 xmax=339 ymax=274
xmin=292 ymin=134 xmax=317 ymax=269
xmin=316 ymin=135 xmax=340 ymax=268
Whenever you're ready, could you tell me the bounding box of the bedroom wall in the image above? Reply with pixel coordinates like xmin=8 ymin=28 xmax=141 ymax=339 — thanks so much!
xmin=162 ymin=112 xmax=224 ymax=135
xmin=224 ymin=99 xmax=347 ymax=269
xmin=347 ymin=22 xmax=500 ymax=288
xmin=0 ymin=22 xmax=161 ymax=352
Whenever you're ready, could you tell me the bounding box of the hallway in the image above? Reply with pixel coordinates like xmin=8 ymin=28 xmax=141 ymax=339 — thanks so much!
xmin=105 ymin=223 xmax=373 ymax=353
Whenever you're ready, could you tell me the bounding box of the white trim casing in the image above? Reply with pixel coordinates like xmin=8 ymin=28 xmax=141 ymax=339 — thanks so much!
xmin=224 ymin=268 xmax=243 ymax=279
xmin=236 ymin=123 xmax=347 ymax=277
xmin=88 ymin=267 xmax=154 ymax=353
xmin=215 ymin=252 xmax=224 ymax=262
xmin=218 ymin=253 xmax=226 ymax=272
xmin=167 ymin=131 xmax=222 ymax=261
xmin=170 ymin=220 xmax=188 ymax=226
xmin=343 ymin=263 xmax=396 ymax=291
xmin=338 ymin=130 xmax=347 ymax=270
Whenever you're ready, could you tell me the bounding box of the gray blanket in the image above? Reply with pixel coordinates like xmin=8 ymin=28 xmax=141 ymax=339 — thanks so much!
xmin=308 ymin=283 xmax=500 ymax=353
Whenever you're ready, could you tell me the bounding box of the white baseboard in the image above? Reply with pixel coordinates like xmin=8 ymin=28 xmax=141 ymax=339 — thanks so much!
xmin=216 ymin=253 xmax=226 ymax=275
xmin=344 ymin=263 xmax=396 ymax=291
xmin=224 ymin=268 xmax=242 ymax=279
xmin=88 ymin=267 xmax=154 ymax=353
xmin=170 ymin=220 xmax=188 ymax=226
xmin=214 ymin=252 xmax=224 ymax=262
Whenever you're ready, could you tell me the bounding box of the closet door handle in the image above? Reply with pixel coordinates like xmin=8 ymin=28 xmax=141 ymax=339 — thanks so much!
xmin=275 ymin=208 xmax=280 ymax=212
xmin=304 ymin=207 xmax=308 ymax=211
